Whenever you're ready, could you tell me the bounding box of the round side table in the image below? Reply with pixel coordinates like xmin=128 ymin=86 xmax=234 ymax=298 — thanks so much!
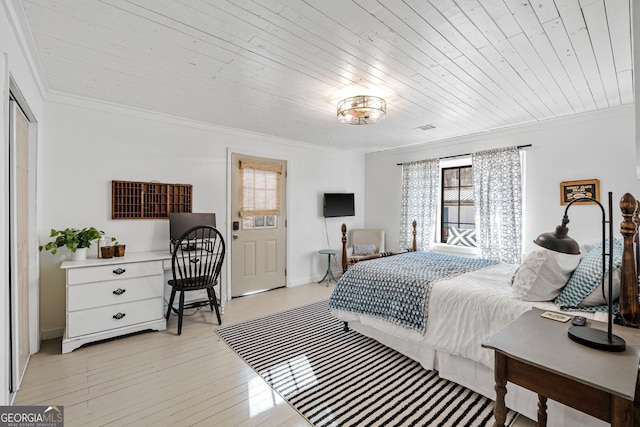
xmin=318 ymin=249 xmax=338 ymax=286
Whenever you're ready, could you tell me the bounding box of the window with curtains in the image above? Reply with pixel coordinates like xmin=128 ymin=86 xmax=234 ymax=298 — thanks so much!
xmin=440 ymin=166 xmax=475 ymax=242
xmin=240 ymin=160 xmax=282 ymax=230
xmin=401 ymin=146 xmax=522 ymax=263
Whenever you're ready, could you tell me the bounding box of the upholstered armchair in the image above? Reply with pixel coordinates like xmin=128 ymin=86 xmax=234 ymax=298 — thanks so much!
xmin=341 ymin=225 xmax=385 ymax=272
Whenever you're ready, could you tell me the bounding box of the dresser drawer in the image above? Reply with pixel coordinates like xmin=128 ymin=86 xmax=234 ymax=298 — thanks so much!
xmin=67 ymin=261 xmax=162 ymax=285
xmin=67 ymin=298 xmax=164 ymax=338
xmin=68 ymin=275 xmax=163 ymax=311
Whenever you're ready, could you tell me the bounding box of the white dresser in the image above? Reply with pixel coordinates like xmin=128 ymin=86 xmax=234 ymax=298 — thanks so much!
xmin=60 ymin=252 xmax=170 ymax=354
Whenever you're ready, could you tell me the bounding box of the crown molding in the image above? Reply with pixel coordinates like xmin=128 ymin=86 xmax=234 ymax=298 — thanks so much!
xmin=2 ymin=1 xmax=48 ymax=98
xmin=46 ymin=91 xmax=360 ymax=155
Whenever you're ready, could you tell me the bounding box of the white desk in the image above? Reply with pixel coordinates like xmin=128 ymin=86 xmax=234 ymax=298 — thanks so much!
xmin=60 ymin=250 xmax=225 ymax=353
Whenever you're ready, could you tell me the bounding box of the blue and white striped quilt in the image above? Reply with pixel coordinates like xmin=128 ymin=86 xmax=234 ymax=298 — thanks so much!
xmin=328 ymin=251 xmax=497 ymax=334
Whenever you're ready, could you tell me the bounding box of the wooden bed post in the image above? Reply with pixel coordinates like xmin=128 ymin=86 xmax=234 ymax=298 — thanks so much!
xmin=341 ymin=223 xmax=348 ymax=273
xmin=412 ymin=220 xmax=417 ymax=251
xmin=619 ymin=193 xmax=639 ymax=328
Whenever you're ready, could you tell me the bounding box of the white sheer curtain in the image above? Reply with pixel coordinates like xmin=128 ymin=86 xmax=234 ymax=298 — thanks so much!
xmin=472 ymin=147 xmax=522 ymax=263
xmin=400 ymin=159 xmax=440 ymax=250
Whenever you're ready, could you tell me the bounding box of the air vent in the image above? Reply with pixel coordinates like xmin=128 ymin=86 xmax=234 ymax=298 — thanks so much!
xmin=414 ymin=124 xmax=436 ymax=131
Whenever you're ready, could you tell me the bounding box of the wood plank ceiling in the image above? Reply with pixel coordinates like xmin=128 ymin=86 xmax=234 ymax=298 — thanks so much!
xmin=19 ymin=0 xmax=632 ymax=153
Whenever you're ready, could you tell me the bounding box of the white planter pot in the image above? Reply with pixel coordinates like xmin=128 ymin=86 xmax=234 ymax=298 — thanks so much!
xmin=71 ymin=247 xmax=87 ymax=261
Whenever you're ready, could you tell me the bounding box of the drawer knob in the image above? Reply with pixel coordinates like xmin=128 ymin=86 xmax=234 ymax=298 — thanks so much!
xmin=113 ymin=313 xmax=126 ymax=320
xmin=113 ymin=268 xmax=126 ymax=275
xmin=113 ymin=288 xmax=126 ymax=295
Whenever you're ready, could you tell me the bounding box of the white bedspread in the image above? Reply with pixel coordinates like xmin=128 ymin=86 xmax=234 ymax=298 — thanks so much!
xmin=331 ymin=262 xmax=605 ymax=369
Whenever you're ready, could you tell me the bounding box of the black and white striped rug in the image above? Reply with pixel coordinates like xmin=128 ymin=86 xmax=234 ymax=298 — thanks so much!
xmin=216 ymin=300 xmax=517 ymax=427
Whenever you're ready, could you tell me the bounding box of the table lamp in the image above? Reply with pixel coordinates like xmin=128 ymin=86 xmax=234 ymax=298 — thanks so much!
xmin=534 ymin=191 xmax=625 ymax=352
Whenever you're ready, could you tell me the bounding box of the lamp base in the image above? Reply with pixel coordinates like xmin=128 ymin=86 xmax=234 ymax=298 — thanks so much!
xmin=568 ymin=326 xmax=626 ymax=352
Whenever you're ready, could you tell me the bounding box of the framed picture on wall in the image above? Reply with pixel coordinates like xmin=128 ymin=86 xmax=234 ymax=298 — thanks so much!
xmin=560 ymin=179 xmax=600 ymax=205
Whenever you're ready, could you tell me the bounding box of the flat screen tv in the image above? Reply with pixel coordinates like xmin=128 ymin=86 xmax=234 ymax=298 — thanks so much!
xmin=323 ymin=193 xmax=355 ymax=218
xmin=169 ymin=212 xmax=217 ymax=243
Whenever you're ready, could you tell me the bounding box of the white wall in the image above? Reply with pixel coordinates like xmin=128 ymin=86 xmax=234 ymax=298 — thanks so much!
xmin=1 ymin=2 xmax=46 ymax=405
xmin=39 ymin=95 xmax=365 ymax=338
xmin=634 ymin=0 xmax=640 ymax=178
xmin=365 ymin=107 xmax=638 ymax=255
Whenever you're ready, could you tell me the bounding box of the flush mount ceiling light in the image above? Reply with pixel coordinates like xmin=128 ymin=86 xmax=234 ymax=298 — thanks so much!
xmin=337 ymin=95 xmax=387 ymax=125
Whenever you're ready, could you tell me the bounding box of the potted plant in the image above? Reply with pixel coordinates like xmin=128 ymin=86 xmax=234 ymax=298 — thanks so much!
xmin=113 ymin=239 xmax=126 ymax=257
xmin=40 ymin=227 xmax=104 ymax=261
xmin=100 ymin=237 xmax=116 ymax=259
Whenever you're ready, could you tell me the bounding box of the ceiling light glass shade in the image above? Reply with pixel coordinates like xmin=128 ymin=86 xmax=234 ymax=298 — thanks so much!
xmin=337 ymin=95 xmax=387 ymax=125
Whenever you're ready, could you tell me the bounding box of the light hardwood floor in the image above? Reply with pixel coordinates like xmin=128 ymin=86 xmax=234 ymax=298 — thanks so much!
xmin=15 ymin=283 xmax=534 ymax=426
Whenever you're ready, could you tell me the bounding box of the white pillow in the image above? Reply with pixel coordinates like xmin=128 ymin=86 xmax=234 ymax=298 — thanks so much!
xmin=512 ymin=248 xmax=581 ymax=301
xmin=578 ymin=268 xmax=621 ymax=307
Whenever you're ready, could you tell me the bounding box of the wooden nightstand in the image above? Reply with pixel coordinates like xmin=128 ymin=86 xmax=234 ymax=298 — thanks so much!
xmin=483 ymin=308 xmax=640 ymax=427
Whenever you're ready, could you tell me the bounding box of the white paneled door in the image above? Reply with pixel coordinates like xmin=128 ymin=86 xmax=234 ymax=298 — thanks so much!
xmin=231 ymin=154 xmax=286 ymax=297
xmin=9 ymin=99 xmax=30 ymax=393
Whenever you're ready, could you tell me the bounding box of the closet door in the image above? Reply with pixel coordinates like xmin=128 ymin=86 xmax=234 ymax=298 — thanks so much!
xmin=9 ymin=99 xmax=30 ymax=391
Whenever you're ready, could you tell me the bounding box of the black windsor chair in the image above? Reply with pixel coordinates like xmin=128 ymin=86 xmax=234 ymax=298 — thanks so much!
xmin=166 ymin=225 xmax=225 ymax=335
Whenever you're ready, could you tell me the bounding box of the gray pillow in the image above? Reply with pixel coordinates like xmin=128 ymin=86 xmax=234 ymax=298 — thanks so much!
xmin=353 ymin=243 xmax=377 ymax=256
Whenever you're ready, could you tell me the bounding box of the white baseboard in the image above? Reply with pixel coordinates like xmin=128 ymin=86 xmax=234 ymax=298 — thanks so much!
xmin=288 ymin=271 xmax=342 ymax=287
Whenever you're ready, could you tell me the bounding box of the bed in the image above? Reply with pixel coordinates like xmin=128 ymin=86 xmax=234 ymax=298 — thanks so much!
xmin=329 ymin=193 xmax=640 ymax=427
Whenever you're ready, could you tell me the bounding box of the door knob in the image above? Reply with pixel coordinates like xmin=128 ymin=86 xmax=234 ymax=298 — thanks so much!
xmin=233 ymin=233 xmax=239 ymax=240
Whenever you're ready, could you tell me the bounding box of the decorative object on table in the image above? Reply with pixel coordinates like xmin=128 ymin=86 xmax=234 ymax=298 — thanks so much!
xmin=559 ymin=178 xmax=600 ymax=205
xmin=534 ymin=191 xmax=625 ymax=352
xmin=97 ymin=236 xmax=116 ymax=258
xmin=100 ymin=245 xmax=114 ymax=259
xmin=113 ymin=240 xmax=126 ymax=257
xmin=40 ymin=227 xmax=105 ymax=261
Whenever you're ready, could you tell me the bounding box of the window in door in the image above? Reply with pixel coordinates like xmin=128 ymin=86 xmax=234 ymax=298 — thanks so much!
xmin=441 ymin=165 xmax=475 ymax=242
xmin=239 ymin=160 xmax=282 ymax=230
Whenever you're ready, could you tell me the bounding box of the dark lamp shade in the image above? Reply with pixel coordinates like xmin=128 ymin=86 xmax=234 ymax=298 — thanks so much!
xmin=533 ymin=227 xmax=580 ymax=255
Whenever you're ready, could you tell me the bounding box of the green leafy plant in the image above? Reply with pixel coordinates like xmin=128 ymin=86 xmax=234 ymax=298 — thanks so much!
xmin=39 ymin=227 xmax=105 ymax=254
xmin=103 ymin=237 xmax=117 ymax=246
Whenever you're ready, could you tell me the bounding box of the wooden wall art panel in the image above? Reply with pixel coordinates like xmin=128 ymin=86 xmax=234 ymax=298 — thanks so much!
xmin=112 ymin=180 xmax=192 ymax=219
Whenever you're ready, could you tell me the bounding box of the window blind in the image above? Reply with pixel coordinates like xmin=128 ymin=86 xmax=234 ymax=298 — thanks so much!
xmin=239 ymin=160 xmax=282 ymax=216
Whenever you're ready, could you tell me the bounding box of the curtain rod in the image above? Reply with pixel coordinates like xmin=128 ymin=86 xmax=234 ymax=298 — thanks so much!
xmin=396 ymin=144 xmax=532 ymax=166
